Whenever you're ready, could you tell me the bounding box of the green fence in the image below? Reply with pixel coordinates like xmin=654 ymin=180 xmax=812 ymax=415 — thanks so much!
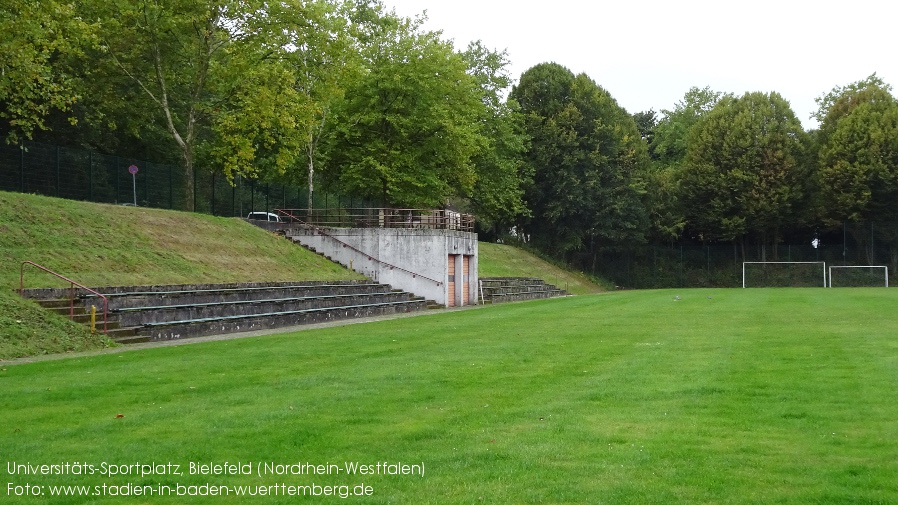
xmin=0 ymin=141 xmax=366 ymax=216
xmin=577 ymin=238 xmax=898 ymax=289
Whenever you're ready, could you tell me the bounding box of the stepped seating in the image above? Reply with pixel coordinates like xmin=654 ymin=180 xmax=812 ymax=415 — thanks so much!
xmin=478 ymin=277 xmax=568 ymax=304
xmin=21 ymin=281 xmax=428 ymax=344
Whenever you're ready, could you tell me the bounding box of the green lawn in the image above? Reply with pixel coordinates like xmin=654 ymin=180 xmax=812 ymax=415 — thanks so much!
xmin=2 ymin=288 xmax=896 ymax=503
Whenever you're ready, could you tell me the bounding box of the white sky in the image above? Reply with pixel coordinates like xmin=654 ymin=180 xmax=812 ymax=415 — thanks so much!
xmin=385 ymin=0 xmax=898 ymax=130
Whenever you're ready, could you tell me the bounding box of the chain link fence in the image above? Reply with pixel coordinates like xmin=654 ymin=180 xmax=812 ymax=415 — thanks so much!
xmin=0 ymin=141 xmax=367 ymax=217
xmin=577 ymin=235 xmax=898 ymax=289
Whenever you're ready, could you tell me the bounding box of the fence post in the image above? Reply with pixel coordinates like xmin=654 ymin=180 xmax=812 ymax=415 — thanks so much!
xmin=56 ymin=145 xmax=60 ymax=197
xmin=115 ymin=156 xmax=120 ymax=202
xmin=211 ymin=170 xmax=216 ymax=216
xmin=88 ymin=150 xmax=93 ymax=201
xmin=19 ymin=143 xmax=24 ymax=192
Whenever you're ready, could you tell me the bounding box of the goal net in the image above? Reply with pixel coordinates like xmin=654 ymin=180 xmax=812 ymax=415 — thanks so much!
xmin=742 ymin=262 xmax=827 ymax=288
xmin=828 ymin=266 xmax=889 ymax=287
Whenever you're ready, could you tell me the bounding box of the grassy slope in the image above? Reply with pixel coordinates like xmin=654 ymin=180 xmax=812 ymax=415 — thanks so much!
xmin=1 ymin=191 xmax=363 ymax=359
xmin=2 ymin=289 xmax=897 ymax=503
xmin=478 ymin=242 xmax=604 ymax=295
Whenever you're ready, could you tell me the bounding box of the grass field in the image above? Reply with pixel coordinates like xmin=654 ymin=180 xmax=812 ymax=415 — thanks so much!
xmin=3 ymin=288 xmax=897 ymax=504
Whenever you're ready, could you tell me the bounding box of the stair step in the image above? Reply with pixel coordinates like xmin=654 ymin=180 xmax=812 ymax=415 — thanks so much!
xmin=23 ymin=281 xmax=433 ymax=344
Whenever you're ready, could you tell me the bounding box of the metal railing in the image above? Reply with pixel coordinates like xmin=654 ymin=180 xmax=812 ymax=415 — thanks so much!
xmin=275 ymin=208 xmax=475 ymax=232
xmin=275 ymin=210 xmax=444 ymax=287
xmin=19 ymin=261 xmax=108 ymax=334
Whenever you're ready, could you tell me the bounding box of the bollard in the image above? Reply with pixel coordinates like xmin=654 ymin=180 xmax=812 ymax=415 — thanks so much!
xmin=90 ymin=305 xmax=97 ymax=334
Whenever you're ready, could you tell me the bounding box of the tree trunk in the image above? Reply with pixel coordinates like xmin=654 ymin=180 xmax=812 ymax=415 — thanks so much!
xmin=306 ymin=144 xmax=315 ymax=214
xmin=181 ymin=146 xmax=195 ymax=212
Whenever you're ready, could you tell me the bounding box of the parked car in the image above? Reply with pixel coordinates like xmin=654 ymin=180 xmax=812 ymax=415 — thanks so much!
xmin=246 ymin=212 xmax=281 ymax=222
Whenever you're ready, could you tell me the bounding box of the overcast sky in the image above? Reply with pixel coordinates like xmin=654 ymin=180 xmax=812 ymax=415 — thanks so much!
xmin=385 ymin=0 xmax=897 ymax=130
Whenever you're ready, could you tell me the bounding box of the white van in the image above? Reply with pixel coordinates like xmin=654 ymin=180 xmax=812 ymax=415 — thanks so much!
xmin=246 ymin=212 xmax=281 ymax=222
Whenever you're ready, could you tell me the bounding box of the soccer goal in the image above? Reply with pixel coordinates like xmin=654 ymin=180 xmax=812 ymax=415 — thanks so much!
xmin=828 ymin=265 xmax=889 ymax=287
xmin=742 ymin=262 xmax=827 ymax=288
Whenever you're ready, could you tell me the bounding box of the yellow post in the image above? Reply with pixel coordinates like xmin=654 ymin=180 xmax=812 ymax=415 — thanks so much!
xmin=90 ymin=305 xmax=97 ymax=334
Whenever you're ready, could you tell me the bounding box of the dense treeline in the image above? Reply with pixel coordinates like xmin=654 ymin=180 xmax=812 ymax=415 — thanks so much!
xmin=3 ymin=0 xmax=898 ymax=283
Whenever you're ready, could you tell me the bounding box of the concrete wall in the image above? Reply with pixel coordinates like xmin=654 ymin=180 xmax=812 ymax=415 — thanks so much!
xmin=286 ymin=226 xmax=478 ymax=307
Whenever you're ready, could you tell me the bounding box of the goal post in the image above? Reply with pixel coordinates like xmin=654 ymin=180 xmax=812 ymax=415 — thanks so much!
xmin=742 ymin=262 xmax=827 ymax=288
xmin=828 ymin=265 xmax=889 ymax=288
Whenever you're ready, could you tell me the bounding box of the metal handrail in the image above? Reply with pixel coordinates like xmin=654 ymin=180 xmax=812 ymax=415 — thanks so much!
xmin=275 ymin=208 xmax=475 ymax=232
xmin=275 ymin=210 xmax=443 ymax=287
xmin=19 ymin=261 xmax=108 ymax=334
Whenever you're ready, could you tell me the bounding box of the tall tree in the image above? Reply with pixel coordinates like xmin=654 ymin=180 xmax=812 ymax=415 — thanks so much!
xmin=814 ymin=75 xmax=898 ymax=262
xmin=511 ymin=63 xmax=649 ymax=256
xmin=94 ymin=0 xmax=325 ymax=211
xmin=460 ymin=41 xmax=529 ymax=233
xmin=642 ymin=87 xmax=727 ymax=244
xmin=681 ymin=91 xmax=808 ymax=254
xmin=325 ymin=13 xmax=482 ymax=207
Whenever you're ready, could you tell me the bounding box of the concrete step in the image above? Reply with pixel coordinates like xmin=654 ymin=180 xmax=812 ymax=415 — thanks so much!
xmin=133 ymin=299 xmax=428 ymax=342
xmin=22 ymin=281 xmax=433 ymax=344
xmin=478 ymin=277 xmax=569 ymax=304
xmin=112 ymin=291 xmax=420 ymax=326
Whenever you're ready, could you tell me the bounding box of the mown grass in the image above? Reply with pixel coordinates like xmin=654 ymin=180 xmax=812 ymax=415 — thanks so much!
xmin=2 ymin=288 xmax=896 ymax=503
xmin=1 ymin=191 xmax=362 ymax=290
xmin=478 ymin=242 xmax=604 ymax=295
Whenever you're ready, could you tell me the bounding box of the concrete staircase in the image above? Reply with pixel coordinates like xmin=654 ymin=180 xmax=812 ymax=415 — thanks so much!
xmin=21 ymin=281 xmax=428 ymax=344
xmin=478 ymin=277 xmax=568 ymax=304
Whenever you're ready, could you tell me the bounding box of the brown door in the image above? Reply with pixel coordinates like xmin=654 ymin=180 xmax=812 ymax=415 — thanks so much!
xmin=447 ymin=255 xmax=456 ymax=307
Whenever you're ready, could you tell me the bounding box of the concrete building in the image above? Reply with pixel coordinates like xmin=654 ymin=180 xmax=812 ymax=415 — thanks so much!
xmin=250 ymin=209 xmax=479 ymax=307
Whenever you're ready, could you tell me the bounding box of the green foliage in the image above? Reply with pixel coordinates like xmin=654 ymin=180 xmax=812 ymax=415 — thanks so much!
xmin=511 ymin=63 xmax=649 ymax=255
xmin=815 ymin=75 xmax=898 ymax=227
xmin=650 ymin=86 xmax=727 ymax=167
xmin=326 ymin=14 xmax=483 ymax=207
xmin=681 ymin=92 xmax=808 ymax=245
xmin=460 ymin=42 xmax=530 ymax=230
xmin=0 ymin=0 xmax=97 ymax=144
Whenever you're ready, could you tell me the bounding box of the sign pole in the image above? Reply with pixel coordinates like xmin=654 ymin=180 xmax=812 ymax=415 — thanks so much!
xmin=128 ymin=165 xmax=138 ymax=206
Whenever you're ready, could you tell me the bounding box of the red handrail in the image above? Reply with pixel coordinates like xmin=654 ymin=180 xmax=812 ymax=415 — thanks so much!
xmin=19 ymin=261 xmax=108 ymax=334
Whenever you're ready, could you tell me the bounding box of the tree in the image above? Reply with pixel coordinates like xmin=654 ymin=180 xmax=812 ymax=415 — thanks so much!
xmin=287 ymin=0 xmax=359 ymax=212
xmin=94 ymin=0 xmax=326 ymax=211
xmin=640 ymin=87 xmax=728 ymax=244
xmin=632 ymin=109 xmax=657 ymax=148
xmin=680 ymin=92 xmax=808 ymax=255
xmin=511 ymin=63 xmax=649 ymax=257
xmin=325 ymin=13 xmax=483 ymax=208
xmin=0 ymin=1 xmax=96 ymax=144
xmin=651 ymin=86 xmax=727 ymax=167
xmin=814 ymin=75 xmax=898 ymax=262
xmin=460 ymin=41 xmax=529 ymax=233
